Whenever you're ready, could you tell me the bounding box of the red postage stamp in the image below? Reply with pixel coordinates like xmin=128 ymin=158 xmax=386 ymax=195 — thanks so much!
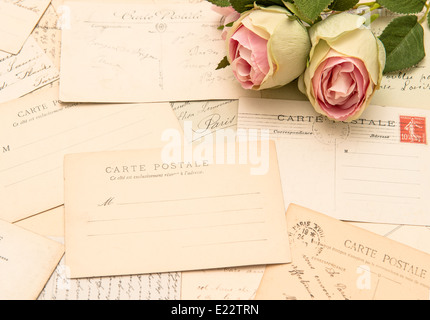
xmin=400 ymin=116 xmax=427 ymax=144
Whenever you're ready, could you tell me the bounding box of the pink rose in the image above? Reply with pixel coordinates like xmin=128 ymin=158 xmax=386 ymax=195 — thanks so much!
xmin=299 ymin=13 xmax=386 ymax=122
xmin=211 ymin=6 xmax=240 ymax=40
xmin=224 ymin=5 xmax=311 ymax=90
xmin=312 ymin=54 xmax=371 ymax=121
xmin=229 ymin=24 xmax=270 ymax=89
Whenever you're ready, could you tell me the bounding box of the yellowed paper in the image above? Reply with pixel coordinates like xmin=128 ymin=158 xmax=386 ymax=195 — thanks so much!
xmin=238 ymin=97 xmax=430 ymax=226
xmin=351 ymin=222 xmax=430 ymax=256
xmin=0 ymin=219 xmax=64 ymax=300
xmin=255 ymin=204 xmax=430 ymax=300
xmin=59 ymin=1 xmax=258 ymax=103
xmin=181 ymin=266 xmax=265 ymax=300
xmin=39 ymin=256 xmax=181 ymax=300
xmin=0 ymin=36 xmax=59 ymax=103
xmin=32 ymin=4 xmax=62 ymax=69
xmin=0 ymin=86 xmax=183 ymax=223
xmin=171 ymin=100 xmax=238 ymax=143
xmin=14 ymin=206 xmax=65 ymax=238
xmin=64 ymin=142 xmax=289 ymax=278
xmin=0 ymin=0 xmax=51 ymax=54
xmin=182 ymin=222 xmax=430 ymax=300
xmin=51 ymin=0 xmax=64 ymax=11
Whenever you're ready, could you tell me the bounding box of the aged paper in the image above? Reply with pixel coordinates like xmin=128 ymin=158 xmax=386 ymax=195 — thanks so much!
xmin=181 ymin=223 xmax=430 ymax=300
xmin=39 ymin=257 xmax=181 ymax=300
xmin=238 ymin=97 xmax=430 ymax=225
xmin=255 ymin=204 xmax=430 ymax=300
xmin=14 ymin=206 xmax=65 ymax=238
xmin=59 ymin=0 xmax=258 ymax=103
xmin=0 ymin=36 xmax=59 ymax=103
xmin=32 ymin=4 xmax=62 ymax=69
xmin=351 ymin=222 xmax=430 ymax=256
xmin=181 ymin=266 xmax=265 ymax=300
xmin=0 ymin=0 xmax=51 ymax=54
xmin=64 ymin=142 xmax=289 ymax=278
xmin=171 ymin=100 xmax=238 ymax=142
xmin=0 ymin=219 xmax=64 ymax=300
xmin=0 ymin=86 xmax=183 ymax=223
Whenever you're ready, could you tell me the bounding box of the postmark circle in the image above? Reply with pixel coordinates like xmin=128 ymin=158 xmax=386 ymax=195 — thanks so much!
xmin=155 ymin=22 xmax=167 ymax=33
xmin=290 ymin=221 xmax=325 ymax=256
xmin=312 ymin=117 xmax=350 ymax=145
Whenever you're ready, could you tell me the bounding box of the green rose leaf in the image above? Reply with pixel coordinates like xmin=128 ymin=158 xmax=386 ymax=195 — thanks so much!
xmin=259 ymin=0 xmax=286 ymax=6
xmin=229 ymin=0 xmax=254 ymax=13
xmin=329 ymin=0 xmax=359 ymax=11
xmin=216 ymin=56 xmax=230 ymax=70
xmin=283 ymin=1 xmax=313 ymax=24
xmin=376 ymin=0 xmax=426 ymax=14
xmin=379 ymin=15 xmax=425 ymax=74
xmin=294 ymin=0 xmax=334 ymax=23
xmin=206 ymin=0 xmax=231 ymax=7
xmin=229 ymin=0 xmax=287 ymax=12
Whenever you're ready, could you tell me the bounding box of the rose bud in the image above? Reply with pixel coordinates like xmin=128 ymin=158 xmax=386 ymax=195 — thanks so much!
xmin=299 ymin=12 xmax=386 ymax=122
xmin=225 ymin=5 xmax=311 ymax=90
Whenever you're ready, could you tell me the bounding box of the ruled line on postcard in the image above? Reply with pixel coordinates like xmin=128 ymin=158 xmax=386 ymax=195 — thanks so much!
xmin=343 ymin=151 xmax=419 ymax=158
xmin=13 ymin=104 xmax=138 ymax=151
xmin=117 ymin=192 xmax=261 ymax=206
xmin=0 ymin=117 xmax=149 ymax=174
xmin=341 ymin=165 xmax=420 ymax=172
xmin=2 ymin=132 xmax=152 ymax=188
xmin=343 ymin=192 xmax=421 ymax=200
xmin=181 ymin=238 xmax=269 ymax=249
xmin=88 ymin=207 xmax=264 ymax=223
xmin=342 ymin=178 xmax=421 ymax=186
xmin=345 ymin=198 xmax=417 ymax=206
xmin=86 ymin=220 xmax=266 ymax=237
xmin=4 ymin=166 xmax=61 ymax=188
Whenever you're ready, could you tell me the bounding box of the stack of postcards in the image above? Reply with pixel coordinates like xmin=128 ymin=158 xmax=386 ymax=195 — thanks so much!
xmin=1 ymin=0 xmax=430 ymax=302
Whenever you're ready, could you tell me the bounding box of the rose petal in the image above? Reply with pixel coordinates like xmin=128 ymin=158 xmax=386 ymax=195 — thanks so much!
xmin=226 ymin=6 xmax=311 ymax=90
xmin=311 ymin=55 xmax=374 ymax=121
xmin=212 ymin=5 xmax=237 ymax=18
xmin=229 ymin=24 xmax=270 ymax=88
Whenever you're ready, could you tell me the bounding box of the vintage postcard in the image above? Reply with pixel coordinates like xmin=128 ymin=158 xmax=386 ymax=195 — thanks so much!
xmin=171 ymin=100 xmax=238 ymax=143
xmin=238 ymin=98 xmax=430 ymax=226
xmin=14 ymin=206 xmax=65 ymax=238
xmin=0 ymin=36 xmax=59 ymax=103
xmin=0 ymin=0 xmax=51 ymax=54
xmin=59 ymin=1 xmax=259 ymax=103
xmin=64 ymin=142 xmax=289 ymax=278
xmin=351 ymin=222 xmax=430 ymax=256
xmin=181 ymin=266 xmax=266 ymax=300
xmin=0 ymin=219 xmax=64 ymax=300
xmin=181 ymin=222 xmax=430 ymax=300
xmin=39 ymin=256 xmax=181 ymax=300
xmin=0 ymin=86 xmax=183 ymax=223
xmin=32 ymin=4 xmax=62 ymax=70
xmin=255 ymin=204 xmax=430 ymax=300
